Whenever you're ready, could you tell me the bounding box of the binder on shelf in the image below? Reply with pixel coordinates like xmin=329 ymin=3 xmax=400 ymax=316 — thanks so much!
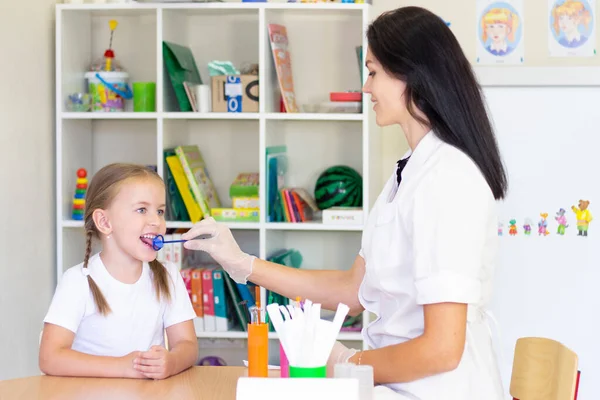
xmin=212 ymin=269 xmax=230 ymax=332
xmin=165 ymin=155 xmax=203 ymax=223
xmin=163 ymin=41 xmax=203 ymax=112
xmin=202 ymin=268 xmax=216 ymax=332
xmin=191 ymin=268 xmax=205 ymax=332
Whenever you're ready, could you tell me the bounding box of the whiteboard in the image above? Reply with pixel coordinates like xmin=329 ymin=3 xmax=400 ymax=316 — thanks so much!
xmin=483 ymin=87 xmax=598 ymax=398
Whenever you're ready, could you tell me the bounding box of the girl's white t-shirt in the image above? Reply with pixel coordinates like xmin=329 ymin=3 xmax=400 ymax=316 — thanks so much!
xmin=44 ymin=252 xmax=196 ymax=357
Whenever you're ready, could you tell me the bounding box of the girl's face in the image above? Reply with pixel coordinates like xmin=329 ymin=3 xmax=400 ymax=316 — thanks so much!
xmin=362 ymin=47 xmax=407 ymax=127
xmin=559 ymin=14 xmax=579 ymax=34
xmin=103 ymin=177 xmax=167 ymax=264
xmin=485 ymin=22 xmax=509 ymax=43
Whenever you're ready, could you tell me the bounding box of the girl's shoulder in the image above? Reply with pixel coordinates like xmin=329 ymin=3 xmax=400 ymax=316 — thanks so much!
xmin=57 ymin=259 xmax=95 ymax=296
xmin=61 ymin=253 xmax=102 ymax=284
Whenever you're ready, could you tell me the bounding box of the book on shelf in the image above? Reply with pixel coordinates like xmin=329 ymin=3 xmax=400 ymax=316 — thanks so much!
xmin=165 ymin=154 xmax=204 ymax=222
xmin=267 ymin=23 xmax=299 ymax=113
xmin=175 ymin=145 xmax=221 ymax=218
xmin=163 ymin=148 xmax=192 ymax=222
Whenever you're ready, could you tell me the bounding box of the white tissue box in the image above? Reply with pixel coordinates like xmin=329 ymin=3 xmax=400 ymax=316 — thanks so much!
xmin=236 ymin=377 xmax=359 ymax=400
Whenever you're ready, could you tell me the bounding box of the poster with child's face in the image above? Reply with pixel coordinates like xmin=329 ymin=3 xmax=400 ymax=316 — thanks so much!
xmin=548 ymin=0 xmax=596 ymax=57
xmin=476 ymin=0 xmax=525 ymax=65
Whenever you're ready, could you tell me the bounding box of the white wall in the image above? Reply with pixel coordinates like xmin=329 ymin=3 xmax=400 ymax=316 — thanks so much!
xmin=0 ymin=0 xmax=56 ymax=379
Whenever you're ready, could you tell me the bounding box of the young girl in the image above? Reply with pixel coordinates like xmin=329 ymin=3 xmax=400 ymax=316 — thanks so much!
xmin=39 ymin=163 xmax=198 ymax=379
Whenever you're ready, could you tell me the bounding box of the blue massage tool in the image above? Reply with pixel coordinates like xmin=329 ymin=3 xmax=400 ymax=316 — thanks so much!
xmin=152 ymin=235 xmax=187 ymax=251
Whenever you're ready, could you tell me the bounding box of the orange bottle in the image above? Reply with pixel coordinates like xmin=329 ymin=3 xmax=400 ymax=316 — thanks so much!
xmin=247 ymin=322 xmax=268 ymax=377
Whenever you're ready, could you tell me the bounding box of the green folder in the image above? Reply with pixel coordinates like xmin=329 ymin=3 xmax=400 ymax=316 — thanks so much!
xmin=163 ymin=41 xmax=203 ymax=112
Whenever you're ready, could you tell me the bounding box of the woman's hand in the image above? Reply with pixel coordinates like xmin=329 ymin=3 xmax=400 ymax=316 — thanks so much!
xmin=326 ymin=341 xmax=358 ymax=377
xmin=133 ymin=346 xmax=175 ymax=380
xmin=181 ymin=217 xmax=256 ymax=284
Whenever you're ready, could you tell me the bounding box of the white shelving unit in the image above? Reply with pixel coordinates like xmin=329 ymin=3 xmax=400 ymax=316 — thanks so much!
xmin=55 ymin=1 xmax=380 ymax=356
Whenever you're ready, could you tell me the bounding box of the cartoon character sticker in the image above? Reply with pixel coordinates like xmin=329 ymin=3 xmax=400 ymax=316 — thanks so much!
xmin=476 ymin=0 xmax=524 ymax=65
xmin=549 ymin=0 xmax=595 ymax=57
xmin=509 ymin=219 xmax=518 ymax=235
xmin=572 ymin=200 xmax=593 ymax=236
xmin=523 ymin=218 xmax=533 ymax=236
xmin=555 ymin=208 xmax=569 ymax=235
xmin=538 ymin=213 xmax=550 ymax=236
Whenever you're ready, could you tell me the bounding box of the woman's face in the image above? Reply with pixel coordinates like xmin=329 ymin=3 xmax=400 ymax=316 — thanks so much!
xmin=362 ymin=48 xmax=407 ymax=127
xmin=559 ymin=14 xmax=579 ymax=34
xmin=485 ymin=22 xmax=509 ymax=43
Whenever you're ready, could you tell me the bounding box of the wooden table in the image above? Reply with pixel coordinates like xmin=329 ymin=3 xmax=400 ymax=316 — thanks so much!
xmin=0 ymin=366 xmax=279 ymax=400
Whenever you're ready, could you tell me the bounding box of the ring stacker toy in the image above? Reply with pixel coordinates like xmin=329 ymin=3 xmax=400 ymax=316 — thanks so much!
xmin=151 ymin=234 xmax=212 ymax=251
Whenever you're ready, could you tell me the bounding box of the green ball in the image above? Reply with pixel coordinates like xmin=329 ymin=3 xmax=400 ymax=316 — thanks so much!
xmin=314 ymin=165 xmax=362 ymax=210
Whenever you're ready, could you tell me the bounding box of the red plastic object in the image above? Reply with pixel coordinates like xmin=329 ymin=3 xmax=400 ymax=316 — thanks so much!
xmin=330 ymin=91 xmax=362 ymax=102
xmin=280 ymin=96 xmax=286 ymax=113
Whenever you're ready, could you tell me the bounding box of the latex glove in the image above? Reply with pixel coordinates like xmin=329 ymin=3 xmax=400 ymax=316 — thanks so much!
xmin=181 ymin=217 xmax=255 ymax=284
xmin=326 ymin=341 xmax=358 ymax=377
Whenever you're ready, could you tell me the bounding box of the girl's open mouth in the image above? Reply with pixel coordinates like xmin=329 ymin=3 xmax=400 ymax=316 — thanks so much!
xmin=140 ymin=234 xmax=157 ymax=248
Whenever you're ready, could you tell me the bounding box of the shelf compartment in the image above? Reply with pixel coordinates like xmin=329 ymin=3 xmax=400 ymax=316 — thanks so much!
xmin=265 ymin=119 xmax=364 ymax=221
xmin=265 ymin=229 xmax=361 ymax=272
xmin=263 ymin=7 xmax=363 ymax=113
xmin=162 ymin=119 xmax=259 ymax=211
xmin=60 ymin=119 xmax=158 ymax=221
xmin=162 ymin=8 xmax=259 ymax=113
xmin=59 ymin=9 xmax=157 ymax=113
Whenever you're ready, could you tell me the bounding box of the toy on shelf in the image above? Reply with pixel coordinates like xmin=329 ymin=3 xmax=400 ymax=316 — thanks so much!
xmin=72 ymin=168 xmax=87 ymax=221
xmin=572 ymin=200 xmax=593 ymax=237
xmin=230 ymin=173 xmax=259 ymax=209
xmin=65 ymin=93 xmax=91 ymax=112
xmin=314 ymin=165 xmax=362 ymax=210
xmin=85 ymin=19 xmax=133 ymax=112
xmin=210 ymin=173 xmax=260 ymax=223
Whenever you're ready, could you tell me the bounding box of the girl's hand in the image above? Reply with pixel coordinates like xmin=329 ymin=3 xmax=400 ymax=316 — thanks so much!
xmin=133 ymin=345 xmax=175 ymax=380
xmin=121 ymin=351 xmax=147 ymax=379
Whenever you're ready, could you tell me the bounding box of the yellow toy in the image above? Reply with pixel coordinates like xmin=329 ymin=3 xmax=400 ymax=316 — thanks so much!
xmin=104 ymin=20 xmax=118 ymax=72
xmin=572 ymin=200 xmax=592 ymax=237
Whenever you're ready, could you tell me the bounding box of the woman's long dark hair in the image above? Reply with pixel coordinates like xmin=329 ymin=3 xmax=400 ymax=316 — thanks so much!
xmin=367 ymin=6 xmax=508 ymax=200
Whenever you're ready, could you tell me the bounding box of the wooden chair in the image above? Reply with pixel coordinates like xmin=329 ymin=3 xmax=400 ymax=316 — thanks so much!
xmin=510 ymin=337 xmax=581 ymax=400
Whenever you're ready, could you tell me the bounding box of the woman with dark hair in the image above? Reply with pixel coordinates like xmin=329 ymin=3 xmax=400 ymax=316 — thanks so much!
xmin=182 ymin=6 xmax=506 ymax=399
